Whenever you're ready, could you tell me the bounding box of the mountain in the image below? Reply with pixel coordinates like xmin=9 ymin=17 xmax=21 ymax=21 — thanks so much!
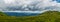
xmin=0 ymin=11 xmax=8 ymax=16
xmin=0 ymin=11 xmax=60 ymax=22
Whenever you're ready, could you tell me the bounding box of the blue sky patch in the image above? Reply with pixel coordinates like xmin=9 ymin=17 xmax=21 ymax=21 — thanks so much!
xmin=52 ymin=0 xmax=60 ymax=3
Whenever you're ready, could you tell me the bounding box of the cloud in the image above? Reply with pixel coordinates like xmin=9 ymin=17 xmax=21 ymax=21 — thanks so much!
xmin=0 ymin=0 xmax=60 ymax=12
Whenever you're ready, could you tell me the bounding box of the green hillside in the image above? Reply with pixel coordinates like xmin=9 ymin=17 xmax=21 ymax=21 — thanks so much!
xmin=0 ymin=12 xmax=8 ymax=16
xmin=0 ymin=11 xmax=60 ymax=22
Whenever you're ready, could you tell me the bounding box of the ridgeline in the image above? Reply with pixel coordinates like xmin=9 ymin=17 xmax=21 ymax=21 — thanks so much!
xmin=0 ymin=11 xmax=60 ymax=22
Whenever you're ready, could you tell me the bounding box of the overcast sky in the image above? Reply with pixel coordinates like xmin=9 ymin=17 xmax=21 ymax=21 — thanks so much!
xmin=0 ymin=0 xmax=60 ymax=12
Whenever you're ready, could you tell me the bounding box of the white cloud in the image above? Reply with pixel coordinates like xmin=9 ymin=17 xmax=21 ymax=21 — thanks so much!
xmin=4 ymin=0 xmax=15 ymax=4
xmin=0 ymin=0 xmax=60 ymax=12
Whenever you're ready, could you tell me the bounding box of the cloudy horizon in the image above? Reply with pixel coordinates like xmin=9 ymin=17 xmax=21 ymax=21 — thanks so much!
xmin=0 ymin=0 xmax=60 ymax=13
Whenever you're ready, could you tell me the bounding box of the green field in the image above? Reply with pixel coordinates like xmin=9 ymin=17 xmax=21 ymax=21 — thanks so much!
xmin=0 ymin=11 xmax=60 ymax=22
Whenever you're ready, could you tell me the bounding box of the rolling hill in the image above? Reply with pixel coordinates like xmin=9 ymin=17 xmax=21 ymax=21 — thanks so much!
xmin=0 ymin=11 xmax=60 ymax=22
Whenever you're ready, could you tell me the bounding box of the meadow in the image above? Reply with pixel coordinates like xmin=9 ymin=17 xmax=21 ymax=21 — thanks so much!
xmin=0 ymin=11 xmax=60 ymax=22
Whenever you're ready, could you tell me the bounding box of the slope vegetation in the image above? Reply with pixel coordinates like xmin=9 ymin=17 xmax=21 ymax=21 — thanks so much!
xmin=0 ymin=11 xmax=60 ymax=22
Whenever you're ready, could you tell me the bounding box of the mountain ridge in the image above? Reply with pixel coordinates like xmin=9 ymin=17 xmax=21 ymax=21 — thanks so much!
xmin=0 ymin=11 xmax=60 ymax=22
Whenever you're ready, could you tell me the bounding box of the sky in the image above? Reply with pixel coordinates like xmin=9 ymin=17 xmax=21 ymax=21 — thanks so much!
xmin=0 ymin=0 xmax=60 ymax=12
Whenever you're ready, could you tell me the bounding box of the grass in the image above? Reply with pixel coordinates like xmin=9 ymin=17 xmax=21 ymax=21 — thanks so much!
xmin=0 ymin=11 xmax=60 ymax=22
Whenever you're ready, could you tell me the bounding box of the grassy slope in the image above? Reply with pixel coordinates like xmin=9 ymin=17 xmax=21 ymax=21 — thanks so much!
xmin=0 ymin=11 xmax=60 ymax=22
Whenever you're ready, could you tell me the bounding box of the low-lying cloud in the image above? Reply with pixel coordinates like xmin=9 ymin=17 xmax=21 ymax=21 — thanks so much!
xmin=0 ymin=0 xmax=60 ymax=12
